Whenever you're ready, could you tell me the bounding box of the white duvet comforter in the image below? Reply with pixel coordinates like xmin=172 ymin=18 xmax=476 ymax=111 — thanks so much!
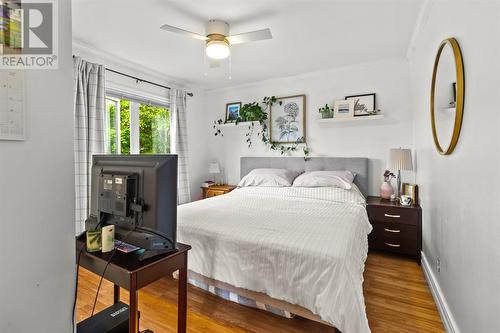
xmin=178 ymin=186 xmax=372 ymax=333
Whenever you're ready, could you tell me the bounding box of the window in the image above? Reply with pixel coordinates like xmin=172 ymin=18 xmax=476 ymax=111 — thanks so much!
xmin=105 ymin=95 xmax=170 ymax=155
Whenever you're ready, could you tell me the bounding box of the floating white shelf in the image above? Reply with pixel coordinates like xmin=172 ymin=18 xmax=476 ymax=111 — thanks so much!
xmin=317 ymin=114 xmax=385 ymax=123
xmin=218 ymin=121 xmax=259 ymax=128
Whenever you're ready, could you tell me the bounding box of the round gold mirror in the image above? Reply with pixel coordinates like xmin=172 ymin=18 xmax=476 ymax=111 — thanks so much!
xmin=430 ymin=38 xmax=465 ymax=155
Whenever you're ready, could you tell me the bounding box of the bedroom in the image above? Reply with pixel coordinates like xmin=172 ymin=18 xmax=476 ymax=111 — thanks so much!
xmin=0 ymin=0 xmax=499 ymax=332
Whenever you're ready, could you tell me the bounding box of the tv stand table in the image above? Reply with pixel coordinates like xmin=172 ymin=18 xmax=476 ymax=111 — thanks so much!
xmin=76 ymin=237 xmax=191 ymax=333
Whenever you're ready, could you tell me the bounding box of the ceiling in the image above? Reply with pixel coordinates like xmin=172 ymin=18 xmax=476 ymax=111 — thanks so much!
xmin=72 ymin=0 xmax=423 ymax=89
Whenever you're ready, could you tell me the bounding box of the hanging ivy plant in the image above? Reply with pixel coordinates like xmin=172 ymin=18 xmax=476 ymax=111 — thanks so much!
xmin=213 ymin=96 xmax=309 ymax=156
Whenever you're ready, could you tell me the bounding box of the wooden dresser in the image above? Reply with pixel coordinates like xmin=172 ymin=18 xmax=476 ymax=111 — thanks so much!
xmin=201 ymin=184 xmax=237 ymax=199
xmin=366 ymin=196 xmax=422 ymax=262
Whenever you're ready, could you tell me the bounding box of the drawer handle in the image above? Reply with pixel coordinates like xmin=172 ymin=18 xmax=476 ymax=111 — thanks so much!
xmin=384 ymin=228 xmax=400 ymax=233
xmin=384 ymin=242 xmax=401 ymax=248
xmin=384 ymin=213 xmax=401 ymax=218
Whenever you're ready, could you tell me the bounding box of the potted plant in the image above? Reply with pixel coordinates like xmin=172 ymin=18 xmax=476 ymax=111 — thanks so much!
xmin=318 ymin=104 xmax=332 ymax=119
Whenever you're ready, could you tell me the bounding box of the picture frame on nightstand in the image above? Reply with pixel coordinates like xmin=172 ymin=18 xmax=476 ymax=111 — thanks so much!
xmin=402 ymin=183 xmax=419 ymax=204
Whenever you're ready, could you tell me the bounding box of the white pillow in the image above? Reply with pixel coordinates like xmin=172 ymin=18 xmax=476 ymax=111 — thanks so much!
xmin=238 ymin=168 xmax=300 ymax=187
xmin=292 ymin=170 xmax=355 ymax=189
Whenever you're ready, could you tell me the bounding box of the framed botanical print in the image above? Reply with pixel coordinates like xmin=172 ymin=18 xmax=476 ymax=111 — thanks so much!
xmin=345 ymin=93 xmax=376 ymax=116
xmin=225 ymin=102 xmax=242 ymax=123
xmin=270 ymin=94 xmax=306 ymax=144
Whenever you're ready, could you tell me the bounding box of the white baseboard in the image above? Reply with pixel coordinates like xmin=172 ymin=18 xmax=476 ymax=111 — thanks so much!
xmin=421 ymin=251 xmax=460 ymax=333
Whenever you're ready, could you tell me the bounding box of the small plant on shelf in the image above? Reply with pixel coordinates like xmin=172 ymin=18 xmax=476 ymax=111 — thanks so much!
xmin=318 ymin=104 xmax=333 ymax=119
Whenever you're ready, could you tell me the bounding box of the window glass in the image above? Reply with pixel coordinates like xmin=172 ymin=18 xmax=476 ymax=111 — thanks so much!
xmin=139 ymin=103 xmax=170 ymax=154
xmin=119 ymin=100 xmax=131 ymax=154
xmin=105 ymin=95 xmax=169 ymax=155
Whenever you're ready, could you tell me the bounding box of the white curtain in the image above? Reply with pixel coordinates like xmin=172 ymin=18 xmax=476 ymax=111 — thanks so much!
xmin=170 ymin=89 xmax=191 ymax=204
xmin=73 ymin=57 xmax=106 ymax=233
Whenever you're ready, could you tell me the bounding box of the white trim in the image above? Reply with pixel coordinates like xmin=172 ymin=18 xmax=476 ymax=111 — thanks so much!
xmin=115 ymin=99 xmax=121 ymax=153
xmin=406 ymin=0 xmax=433 ymax=59
xmin=129 ymin=101 xmax=140 ymax=154
xmin=72 ymin=39 xmax=200 ymax=92
xmin=421 ymin=251 xmax=460 ymax=333
xmin=106 ymin=81 xmax=170 ymax=107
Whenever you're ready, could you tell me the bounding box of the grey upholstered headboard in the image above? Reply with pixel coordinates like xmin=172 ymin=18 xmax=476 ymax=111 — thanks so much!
xmin=240 ymin=157 xmax=369 ymax=197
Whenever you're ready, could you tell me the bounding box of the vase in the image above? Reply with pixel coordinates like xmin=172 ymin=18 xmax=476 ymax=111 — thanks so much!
xmin=380 ymin=181 xmax=394 ymax=199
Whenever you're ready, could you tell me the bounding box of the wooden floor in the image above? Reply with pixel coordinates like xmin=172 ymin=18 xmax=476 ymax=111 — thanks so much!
xmin=76 ymin=252 xmax=444 ymax=333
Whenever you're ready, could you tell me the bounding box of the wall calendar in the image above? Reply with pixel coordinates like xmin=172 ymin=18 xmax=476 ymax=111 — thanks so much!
xmin=0 ymin=71 xmax=25 ymax=141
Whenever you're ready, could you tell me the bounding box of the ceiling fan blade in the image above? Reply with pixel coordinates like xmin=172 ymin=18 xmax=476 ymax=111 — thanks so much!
xmin=209 ymin=58 xmax=221 ymax=68
xmin=226 ymin=28 xmax=272 ymax=45
xmin=160 ymin=24 xmax=208 ymax=41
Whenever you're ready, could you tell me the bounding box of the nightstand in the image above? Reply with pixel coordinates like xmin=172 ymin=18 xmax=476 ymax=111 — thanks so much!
xmin=366 ymin=196 xmax=422 ymax=262
xmin=201 ymin=184 xmax=237 ymax=199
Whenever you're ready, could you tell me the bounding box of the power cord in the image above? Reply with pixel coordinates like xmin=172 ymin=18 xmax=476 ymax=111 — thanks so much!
xmin=90 ymin=229 xmax=134 ymax=317
xmin=73 ymin=215 xmax=105 ymax=331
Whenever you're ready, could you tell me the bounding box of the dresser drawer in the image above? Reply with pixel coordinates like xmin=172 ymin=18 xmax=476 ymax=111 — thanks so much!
xmin=367 ymin=205 xmax=419 ymax=225
xmin=369 ymin=222 xmax=418 ymax=255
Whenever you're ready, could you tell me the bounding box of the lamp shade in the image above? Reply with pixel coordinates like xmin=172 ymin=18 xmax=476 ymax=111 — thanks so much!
xmin=389 ymin=148 xmax=413 ymax=171
xmin=208 ymin=162 xmax=220 ymax=174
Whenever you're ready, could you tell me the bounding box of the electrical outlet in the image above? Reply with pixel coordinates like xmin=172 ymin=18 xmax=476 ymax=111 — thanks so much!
xmin=437 ymin=257 xmax=441 ymax=273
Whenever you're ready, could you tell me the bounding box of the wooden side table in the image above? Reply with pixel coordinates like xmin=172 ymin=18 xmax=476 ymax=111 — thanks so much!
xmin=201 ymin=184 xmax=237 ymax=199
xmin=76 ymin=236 xmax=191 ymax=333
xmin=366 ymin=196 xmax=422 ymax=262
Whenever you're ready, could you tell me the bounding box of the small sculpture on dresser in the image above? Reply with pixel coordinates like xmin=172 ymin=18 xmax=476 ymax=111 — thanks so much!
xmin=380 ymin=170 xmax=395 ymax=199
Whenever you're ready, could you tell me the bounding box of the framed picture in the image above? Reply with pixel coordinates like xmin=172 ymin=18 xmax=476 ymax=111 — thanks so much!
xmin=333 ymin=100 xmax=355 ymax=118
xmin=225 ymin=102 xmax=242 ymax=123
xmin=402 ymin=183 xmax=419 ymax=204
xmin=345 ymin=93 xmax=376 ymax=116
xmin=270 ymin=94 xmax=306 ymax=144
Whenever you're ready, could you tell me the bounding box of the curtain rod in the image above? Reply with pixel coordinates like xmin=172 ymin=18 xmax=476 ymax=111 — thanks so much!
xmin=72 ymin=55 xmax=193 ymax=97
xmin=105 ymin=68 xmax=194 ymax=97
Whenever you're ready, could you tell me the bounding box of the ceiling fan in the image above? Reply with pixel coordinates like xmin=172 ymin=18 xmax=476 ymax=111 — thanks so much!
xmin=160 ymin=20 xmax=272 ymax=61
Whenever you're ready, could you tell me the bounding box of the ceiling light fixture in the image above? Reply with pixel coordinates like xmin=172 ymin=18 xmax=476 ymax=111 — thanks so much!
xmin=160 ymin=19 xmax=272 ymax=65
xmin=205 ymin=39 xmax=230 ymax=60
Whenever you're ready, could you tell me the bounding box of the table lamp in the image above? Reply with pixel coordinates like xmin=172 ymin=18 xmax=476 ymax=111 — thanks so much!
xmin=208 ymin=162 xmax=221 ymax=184
xmin=389 ymin=148 xmax=413 ymax=198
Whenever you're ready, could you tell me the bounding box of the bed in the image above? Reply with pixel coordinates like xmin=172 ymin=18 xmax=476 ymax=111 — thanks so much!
xmin=177 ymin=157 xmax=372 ymax=333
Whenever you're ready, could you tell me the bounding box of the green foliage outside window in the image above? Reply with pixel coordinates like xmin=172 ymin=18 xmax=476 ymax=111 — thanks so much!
xmin=139 ymin=103 xmax=170 ymax=154
xmin=107 ymin=99 xmax=170 ymax=155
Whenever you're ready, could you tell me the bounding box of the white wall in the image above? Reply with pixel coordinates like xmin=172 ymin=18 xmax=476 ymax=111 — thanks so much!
xmin=0 ymin=1 xmax=75 ymax=332
xmin=73 ymin=43 xmax=207 ymax=201
xmin=409 ymin=1 xmax=500 ymax=331
xmin=204 ymin=58 xmax=414 ymax=195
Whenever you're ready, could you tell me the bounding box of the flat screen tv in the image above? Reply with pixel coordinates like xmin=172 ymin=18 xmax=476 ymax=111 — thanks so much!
xmin=86 ymin=154 xmax=178 ymax=260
